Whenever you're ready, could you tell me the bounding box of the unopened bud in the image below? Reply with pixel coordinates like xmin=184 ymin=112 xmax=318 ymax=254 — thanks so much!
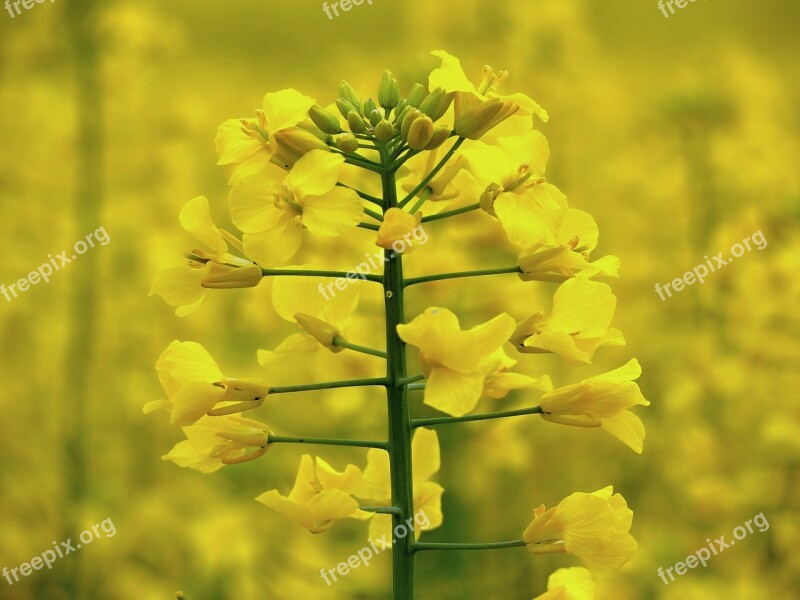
xmin=425 ymin=126 xmax=452 ymax=150
xmin=393 ymin=99 xmax=408 ymax=120
xmin=407 ymin=83 xmax=427 ymax=108
xmin=202 ymin=265 xmax=263 ymax=289
xmin=378 ymin=70 xmax=401 ymax=109
xmin=364 ymin=98 xmax=379 ymax=118
xmin=368 ymin=109 xmax=383 ymax=127
xmin=347 ymin=111 xmax=368 ymax=134
xmin=374 ymin=119 xmax=396 ymax=143
xmin=309 ymin=105 xmax=342 ymax=135
xmin=333 ymin=132 xmax=359 ymax=154
xmin=407 ymin=116 xmax=434 ymax=150
xmin=400 ymin=108 xmax=423 ymax=141
xmin=454 ymin=98 xmax=519 ymax=140
xmin=419 ymin=87 xmax=453 ymax=122
xmin=336 ymin=98 xmax=359 ymax=119
xmin=295 ymin=313 xmax=342 ymax=352
xmin=272 ymin=127 xmax=329 ymax=167
xmin=339 ymin=81 xmax=363 ymax=115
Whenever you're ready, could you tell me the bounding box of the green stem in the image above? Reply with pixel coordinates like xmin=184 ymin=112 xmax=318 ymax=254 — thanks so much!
xmin=422 ymin=202 xmax=481 ymax=223
xmin=261 ymin=268 xmax=383 ymax=284
xmin=381 ymin=146 xmax=417 ymax=600
xmin=336 ymin=183 xmax=384 ymax=207
xmin=333 ymin=336 xmax=388 ymax=359
xmin=404 ymin=266 xmax=521 ymax=288
xmin=396 ymin=374 xmax=425 ymax=386
xmin=408 ymin=188 xmax=433 ymax=215
xmin=268 ymin=377 xmax=388 ymax=395
xmin=363 ymin=207 xmax=385 ymax=222
xmin=359 ymin=222 xmax=381 ymax=231
xmin=398 ymin=137 xmax=465 ymax=208
xmin=411 ymin=540 xmax=527 ymax=552
xmin=362 ymin=506 xmax=402 ymax=515
xmin=269 ymin=435 xmax=388 ymax=450
xmin=410 ymin=406 xmax=544 ymax=428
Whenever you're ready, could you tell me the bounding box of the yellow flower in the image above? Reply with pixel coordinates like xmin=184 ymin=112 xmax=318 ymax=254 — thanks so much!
xmin=518 ymin=209 xmax=620 ymax=282
xmin=257 ymin=274 xmax=360 ymax=365
xmin=229 ymin=150 xmax=363 ymax=266
xmin=146 ymin=341 xmax=269 ymax=426
xmin=480 ymin=348 xmax=553 ymax=399
xmin=150 ymin=196 xmax=261 ymax=317
xmin=397 ymin=308 xmax=516 ymax=416
xmin=397 ymin=144 xmax=481 ymax=209
xmin=532 ymin=567 xmax=595 ymax=600
xmin=429 ymin=50 xmax=548 ymax=133
xmin=215 ymin=88 xmax=318 ymax=182
xmin=162 ymin=415 xmax=271 ymax=474
xmin=538 ymin=359 xmax=649 ymax=453
xmin=523 ymin=486 xmax=637 ymax=580
xmin=376 ymin=208 xmax=423 ymax=252
xmin=512 ymin=279 xmax=625 ymax=365
xmin=256 ymin=455 xmax=370 ymax=534
xmin=357 ymin=428 xmax=443 ymax=543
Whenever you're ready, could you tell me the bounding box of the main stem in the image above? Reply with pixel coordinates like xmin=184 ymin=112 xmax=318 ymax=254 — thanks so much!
xmin=381 ymin=149 xmax=416 ymax=600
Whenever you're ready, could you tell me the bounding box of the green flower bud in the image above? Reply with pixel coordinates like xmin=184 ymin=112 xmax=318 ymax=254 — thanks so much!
xmin=308 ymin=105 xmax=342 ymax=135
xmin=425 ymin=126 xmax=452 ymax=150
xmin=271 ymin=127 xmax=329 ymax=167
xmin=419 ymin=87 xmax=453 ymax=122
xmin=400 ymin=108 xmax=423 ymax=141
xmin=336 ymin=98 xmax=358 ymax=119
xmin=339 ymin=81 xmax=363 ymax=116
xmin=369 ymin=109 xmax=383 ymax=127
xmin=364 ymin=98 xmax=379 ymax=118
xmin=394 ymin=105 xmax=412 ymax=128
xmin=454 ymin=98 xmax=519 ymax=140
xmin=333 ymin=132 xmax=359 ymax=154
xmin=374 ymin=119 xmax=396 ymax=143
xmin=393 ymin=99 xmax=408 ymax=121
xmin=378 ymin=70 xmax=401 ymax=109
xmin=296 ymin=119 xmax=329 ymax=142
xmin=407 ymin=83 xmax=427 ymax=108
xmin=407 ymin=116 xmax=434 ymax=150
xmin=347 ymin=111 xmax=368 ymax=134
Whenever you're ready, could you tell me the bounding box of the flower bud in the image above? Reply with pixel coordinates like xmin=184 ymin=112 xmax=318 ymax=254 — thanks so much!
xmin=364 ymin=97 xmax=379 ymax=118
xmin=339 ymin=81 xmax=363 ymax=115
xmin=407 ymin=83 xmax=427 ymax=108
xmin=419 ymin=87 xmax=453 ymax=122
xmin=332 ymin=132 xmax=359 ymax=154
xmin=394 ymin=105 xmax=412 ymax=128
xmin=455 ymin=98 xmax=519 ymax=140
xmin=308 ymin=105 xmax=342 ymax=135
xmin=393 ymin=99 xmax=408 ymax=120
xmin=374 ymin=119 xmax=396 ymax=143
xmin=400 ymin=108 xmax=423 ymax=141
xmin=201 ymin=264 xmax=263 ymax=289
xmin=368 ymin=109 xmax=383 ymax=127
xmin=271 ymin=127 xmax=329 ymax=167
xmin=295 ymin=313 xmax=343 ymax=352
xmin=347 ymin=110 xmax=368 ymax=134
xmin=336 ymin=98 xmax=359 ymax=119
xmin=425 ymin=126 xmax=452 ymax=150
xmin=407 ymin=116 xmax=435 ymax=150
xmin=378 ymin=70 xmax=401 ymax=109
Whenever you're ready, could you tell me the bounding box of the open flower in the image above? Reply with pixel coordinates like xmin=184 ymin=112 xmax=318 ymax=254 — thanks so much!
xmin=357 ymin=428 xmax=444 ymax=543
xmin=257 ymin=274 xmax=360 ymax=366
xmin=532 ymin=568 xmax=595 ymax=600
xmin=150 ymin=196 xmax=261 ymax=317
xmin=517 ymin=209 xmax=620 ymax=282
xmin=397 ymin=307 xmax=516 ymax=416
xmin=397 ymin=145 xmax=481 ymax=209
xmin=512 ymin=279 xmax=625 ymax=365
xmin=229 ymin=149 xmax=363 ymax=266
xmin=256 ymin=455 xmax=370 ymax=534
xmin=523 ymin=486 xmax=637 ymax=580
xmin=538 ymin=359 xmax=649 ymax=453
xmin=162 ymin=414 xmax=272 ymax=474
xmin=146 ymin=340 xmax=269 ymax=426
xmin=215 ymin=88 xmax=322 ymax=182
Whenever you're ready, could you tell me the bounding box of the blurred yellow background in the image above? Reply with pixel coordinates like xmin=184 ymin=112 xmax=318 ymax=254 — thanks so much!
xmin=1 ymin=0 xmax=798 ymax=598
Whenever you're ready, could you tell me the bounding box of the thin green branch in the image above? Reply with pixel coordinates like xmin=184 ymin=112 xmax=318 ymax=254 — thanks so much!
xmin=422 ymin=202 xmax=481 ymax=223
xmin=336 ymin=183 xmax=384 ymax=207
xmin=397 ymin=374 xmax=425 ymax=386
xmin=408 ymin=187 xmax=433 ymax=215
xmin=358 ymin=222 xmax=381 ymax=231
xmin=333 ymin=336 xmax=388 ymax=359
xmin=261 ymin=268 xmax=383 ymax=283
xmin=270 ymin=435 xmax=388 ymax=450
xmin=363 ymin=207 xmax=385 ymax=222
xmin=269 ymin=377 xmax=388 ymax=395
xmin=410 ymin=406 xmax=544 ymax=428
xmin=411 ymin=540 xmax=527 ymax=552
xmin=397 ymin=137 xmax=465 ymax=208
xmin=404 ymin=266 xmax=521 ymax=288
xmin=361 ymin=506 xmax=402 ymax=515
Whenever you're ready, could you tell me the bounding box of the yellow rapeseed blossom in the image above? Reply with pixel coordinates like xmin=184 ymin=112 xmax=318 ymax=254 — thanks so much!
xmin=376 ymin=208 xmax=422 ymax=252
xmin=229 ymin=150 xmax=363 ymax=265
xmin=215 ymin=88 xmax=318 ymax=182
xmin=357 ymin=428 xmax=444 ymax=543
xmin=538 ymin=359 xmax=649 ymax=453
xmin=162 ymin=414 xmax=272 ymax=473
xmin=532 ymin=567 xmax=594 ymax=600
xmin=511 ymin=278 xmax=625 ymax=365
xmin=150 ymin=196 xmax=261 ymax=316
xmin=397 ymin=307 xmax=516 ymax=416
xmin=480 ymin=347 xmax=553 ymax=399
xmin=147 ymin=340 xmax=269 ymax=426
xmin=523 ymin=486 xmax=637 ymax=580
xmin=256 ymin=455 xmax=370 ymax=533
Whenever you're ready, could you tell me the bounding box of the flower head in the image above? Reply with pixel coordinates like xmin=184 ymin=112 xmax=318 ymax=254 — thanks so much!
xmin=538 ymin=359 xmax=649 ymax=453
xmin=523 ymin=486 xmax=637 ymax=580
xmin=146 ymin=341 xmax=269 ymax=426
